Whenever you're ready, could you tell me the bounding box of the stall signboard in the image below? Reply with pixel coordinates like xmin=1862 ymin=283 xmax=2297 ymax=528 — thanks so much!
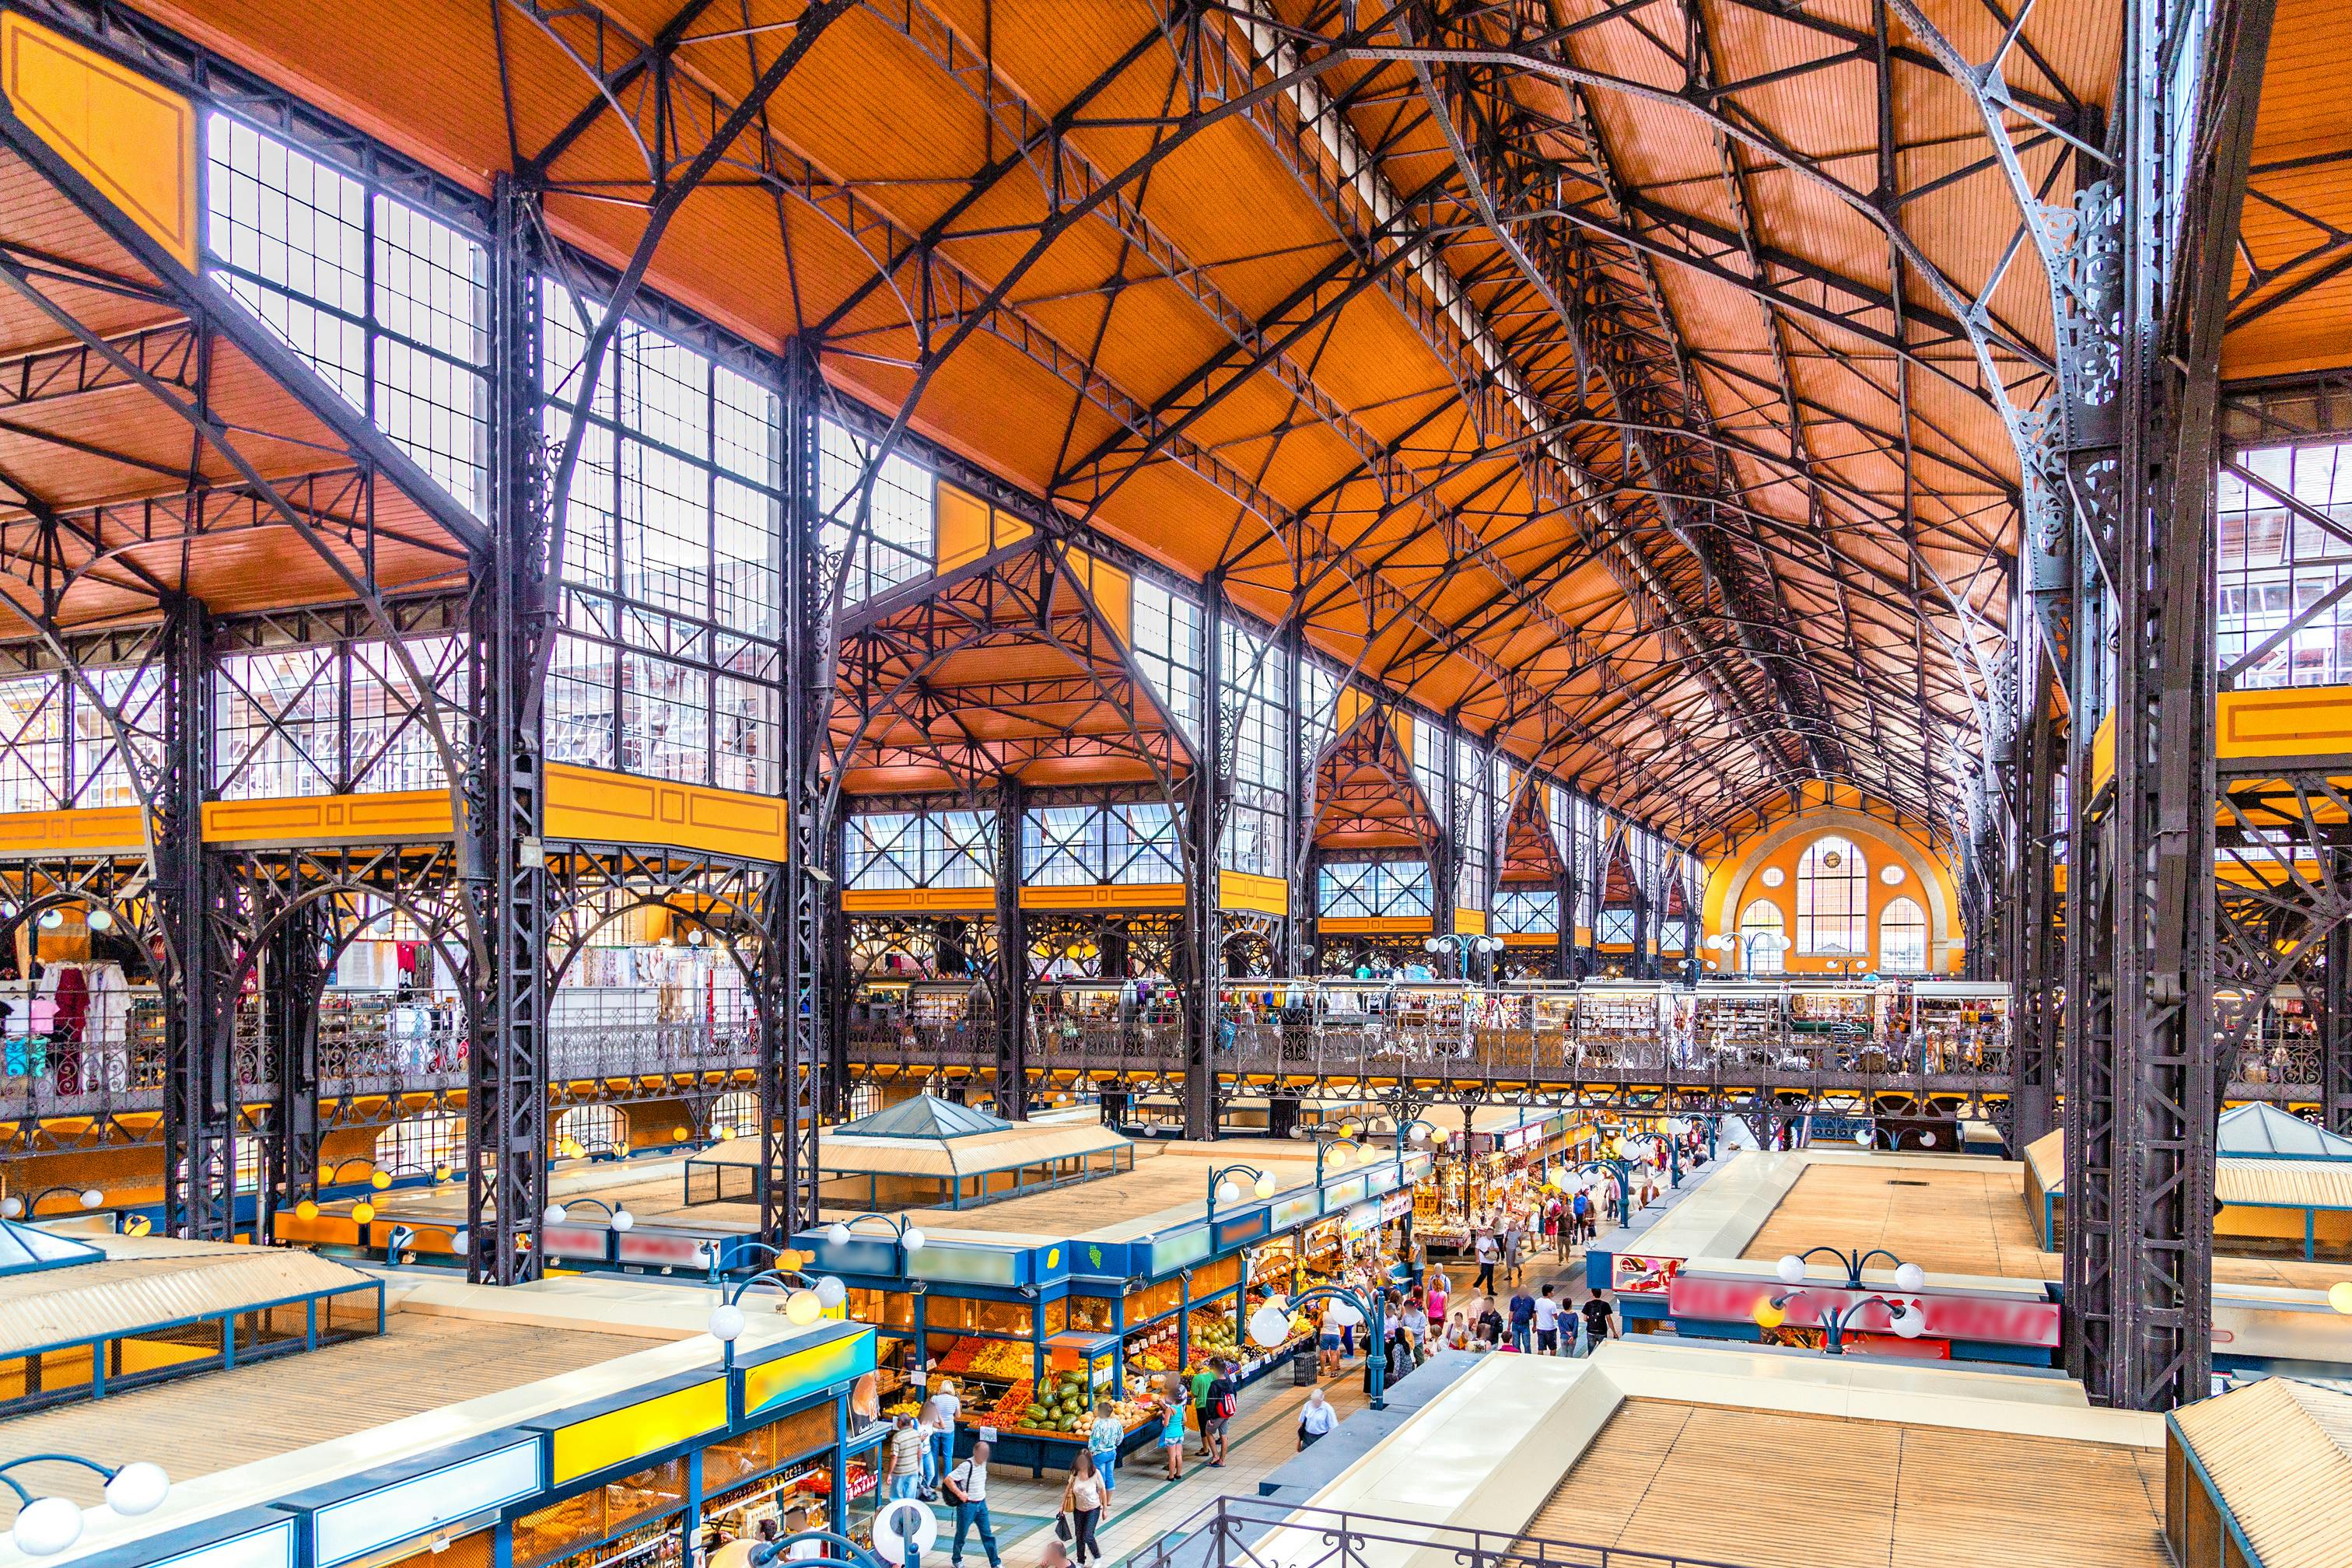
xmin=616 ymin=1227 xmax=708 ymax=1268
xmin=290 ymin=1433 xmax=541 ymax=1568
xmin=1269 ymin=1191 xmax=1321 ymax=1231
xmin=72 ymin=1508 xmax=296 ymax=1568
xmin=545 ymin=1375 xmax=730 ymax=1485
xmin=1342 ymin=1200 xmax=1382 ymax=1235
xmin=539 ymin=1222 xmax=609 ymax=1262
xmin=1326 ymin=1174 xmax=1370 ymax=1209
xmin=741 ymin=1324 xmax=877 ymax=1420
xmin=1069 ymin=1239 xmax=1133 ymax=1279
xmin=909 ymin=1244 xmax=1022 ymax=1288
xmin=1141 ymin=1225 xmax=1212 ymax=1276
xmin=1216 ymin=1211 xmax=1269 ymax=1250
xmin=1666 ymin=1273 xmax=2063 ymax=1349
xmin=1500 ymin=1122 xmax=1546 ymax=1154
xmin=802 ymin=1233 xmax=902 ymax=1279
xmin=1611 ymin=1254 xmax=1681 ymax=1295
xmin=1379 ymin=1188 xmax=1412 ymax=1223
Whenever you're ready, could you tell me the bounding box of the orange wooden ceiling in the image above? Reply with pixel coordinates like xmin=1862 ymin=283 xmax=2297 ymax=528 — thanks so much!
xmin=0 ymin=140 xmax=467 ymax=635
xmin=2225 ymin=0 xmax=2352 ymax=380
xmin=54 ymin=0 xmax=2148 ymax=842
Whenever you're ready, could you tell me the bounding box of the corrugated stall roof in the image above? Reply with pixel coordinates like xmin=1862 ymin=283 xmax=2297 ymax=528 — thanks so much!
xmin=2175 ymin=1377 xmax=2352 ymax=1567
xmin=0 ymin=1237 xmax=374 ymax=1356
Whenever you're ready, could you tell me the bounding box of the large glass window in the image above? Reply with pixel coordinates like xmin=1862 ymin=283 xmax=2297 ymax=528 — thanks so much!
xmin=1492 ymin=887 xmax=1558 ymax=936
xmin=540 ymin=284 xmax=784 ymax=791
xmin=205 ymin=115 xmax=489 ymax=512
xmin=0 ymin=674 xmax=64 ymax=812
xmin=1452 ymin=733 xmax=1491 ymax=912
xmin=2215 ymin=442 xmax=2352 ymax=688
xmin=1740 ymin=898 xmax=1787 ymax=975
xmin=817 ymin=420 xmax=935 ymax=604
xmin=1024 ymin=803 xmax=1181 ymax=885
xmin=1796 ymin=836 xmax=1869 ymax=954
xmin=1878 ymin=897 xmax=1927 ymax=973
xmin=209 ymin=637 xmax=467 ymax=800
xmin=1132 ymin=579 xmax=1203 ymax=743
xmin=1220 ymin=620 xmax=1288 ymax=878
xmin=846 ymin=810 xmax=996 ymax=889
xmin=1317 ymin=860 xmax=1433 ymax=920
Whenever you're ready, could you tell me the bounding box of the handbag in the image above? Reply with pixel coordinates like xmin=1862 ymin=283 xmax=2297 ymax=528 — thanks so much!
xmin=1055 ymin=1513 xmax=1073 ymax=1543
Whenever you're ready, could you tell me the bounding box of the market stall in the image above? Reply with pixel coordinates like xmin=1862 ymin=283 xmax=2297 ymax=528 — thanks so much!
xmin=1574 ymin=980 xmax=1670 ymax=1069
xmin=795 ymin=1141 xmax=1432 ymax=1473
xmin=1690 ymin=980 xmax=1785 ymax=1066
xmin=1903 ymin=980 xmax=2013 ymax=1075
xmin=1787 ymin=982 xmax=1890 ymax=1069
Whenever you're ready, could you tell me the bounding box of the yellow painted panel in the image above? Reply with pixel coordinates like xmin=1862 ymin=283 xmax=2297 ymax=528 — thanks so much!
xmin=202 ymin=790 xmax=454 ymax=846
xmin=2216 ymin=684 xmax=2352 ymax=758
xmin=1318 ymin=916 xmax=1433 ymax=936
xmin=551 ymin=1377 xmax=728 ymax=1486
xmin=2089 ymin=707 xmax=2116 ymax=796
xmin=1335 ymin=687 xmax=1369 ymax=734
xmin=1391 ymin=712 xmax=1413 ymax=760
xmin=936 ymin=482 xmax=1031 ymax=574
xmin=1066 ymin=548 xmax=1132 ymax=644
xmin=1452 ymin=908 xmax=1487 ymax=936
xmin=1216 ymin=870 xmax=1287 ymax=916
xmin=1018 ymin=882 xmax=1183 ymax=911
xmin=1499 ymin=932 xmax=1555 ymax=947
xmin=2 ymin=16 xmax=198 ymax=268
xmin=1573 ymin=926 xmax=1593 ymax=946
xmin=545 ymin=765 xmax=787 ymax=863
xmin=0 ymin=806 xmax=144 ymax=855
xmin=841 ymin=887 xmax=996 ymax=915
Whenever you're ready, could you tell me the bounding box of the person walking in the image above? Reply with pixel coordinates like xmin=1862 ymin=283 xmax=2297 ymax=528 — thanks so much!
xmin=1060 ymin=1452 xmax=1106 ymax=1566
xmin=925 ymin=1380 xmax=961 ymax=1494
xmin=1472 ymin=1228 xmax=1499 ymax=1293
xmin=1402 ymin=1298 xmax=1430 ymax=1358
xmin=1202 ymin=1358 xmax=1237 ymax=1467
xmin=1297 ymin=1385 xmax=1337 ymax=1449
xmin=1502 ymin=1218 xmax=1524 ymax=1282
xmin=1318 ymin=1296 xmax=1345 ymax=1377
xmin=1157 ymin=1387 xmax=1187 ymax=1480
xmin=1085 ymin=1398 xmax=1123 ymax=1504
xmin=1507 ymin=1285 xmax=1535 ymax=1353
xmin=1424 ymin=1267 xmax=1451 ymax=1329
xmin=1570 ymin=1187 xmax=1591 ymax=1248
xmin=944 ymin=1441 xmax=1002 ymax=1568
xmin=884 ymin=1412 xmax=926 ymax=1500
xmin=1188 ymin=1361 xmax=1215 ymax=1458
xmin=1532 ymin=1283 xmax=1562 ymax=1354
xmin=1582 ymin=1288 xmax=1616 ymax=1349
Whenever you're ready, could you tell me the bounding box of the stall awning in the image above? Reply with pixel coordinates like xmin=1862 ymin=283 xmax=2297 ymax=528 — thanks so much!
xmin=2219 ymin=1101 xmax=2352 ymax=1159
xmin=2027 ymin=1123 xmax=2352 ymax=1209
xmin=692 ymin=1111 xmax=1132 ymax=1180
xmin=0 ymin=1235 xmax=375 ymax=1356
xmin=2173 ymin=1376 xmax=2352 ymax=1568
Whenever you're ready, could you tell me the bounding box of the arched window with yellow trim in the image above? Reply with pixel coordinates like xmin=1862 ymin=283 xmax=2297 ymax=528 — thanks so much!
xmin=1879 ymin=896 xmax=1927 ymax=974
xmin=1796 ymin=835 xmax=1869 ymax=954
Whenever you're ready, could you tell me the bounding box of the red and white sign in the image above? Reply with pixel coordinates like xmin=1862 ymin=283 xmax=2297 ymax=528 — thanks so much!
xmin=1612 ymin=1254 xmax=1681 ymax=1295
xmin=540 ymin=1223 xmax=607 ymax=1260
xmin=1667 ymin=1273 xmax=2061 ymax=1349
xmin=617 ymin=1228 xmax=709 ymax=1266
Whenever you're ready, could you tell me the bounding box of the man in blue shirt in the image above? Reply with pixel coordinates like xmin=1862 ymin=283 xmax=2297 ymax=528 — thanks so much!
xmin=1507 ymin=1287 xmax=1535 ymax=1353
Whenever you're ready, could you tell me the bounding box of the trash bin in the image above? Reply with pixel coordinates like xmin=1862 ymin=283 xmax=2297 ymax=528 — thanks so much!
xmin=1291 ymin=1346 xmax=1318 ymax=1386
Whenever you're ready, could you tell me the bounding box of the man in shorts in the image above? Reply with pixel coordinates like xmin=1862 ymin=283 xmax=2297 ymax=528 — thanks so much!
xmin=1201 ymin=1359 xmax=1237 ymax=1467
xmin=1532 ymin=1283 xmax=1562 ymax=1354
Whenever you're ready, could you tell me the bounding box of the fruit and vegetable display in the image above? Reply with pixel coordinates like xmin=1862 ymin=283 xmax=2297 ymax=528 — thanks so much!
xmin=984 ymin=1379 xmax=1035 ymax=1426
xmin=1007 ymin=1368 xmax=1099 ymax=1437
xmin=1186 ymin=1309 xmax=1239 ymax=1360
xmin=933 ymin=1337 xmax=1033 ymax=1382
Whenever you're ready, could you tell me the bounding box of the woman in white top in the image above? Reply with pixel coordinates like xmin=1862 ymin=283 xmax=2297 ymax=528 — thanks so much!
xmin=922 ymin=1381 xmax=961 ymax=1491
xmin=1061 ymin=1451 xmax=1106 ymax=1564
xmin=1297 ymin=1386 xmax=1338 ymax=1449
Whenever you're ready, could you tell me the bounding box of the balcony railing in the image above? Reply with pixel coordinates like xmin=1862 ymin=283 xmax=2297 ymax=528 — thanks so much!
xmin=1130 ymin=1495 xmax=1769 ymax=1568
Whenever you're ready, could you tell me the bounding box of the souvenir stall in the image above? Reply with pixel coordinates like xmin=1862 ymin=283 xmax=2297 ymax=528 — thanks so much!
xmin=1690 ymin=981 xmax=1786 ymax=1066
xmin=1903 ymin=980 xmax=2014 ymax=1075
xmin=0 ymin=911 xmax=158 ymax=1097
xmin=1787 ymin=982 xmax=1888 ymax=1069
xmin=1573 ymin=979 xmax=1670 ymax=1069
xmin=843 ymin=978 xmax=995 ymax=1062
